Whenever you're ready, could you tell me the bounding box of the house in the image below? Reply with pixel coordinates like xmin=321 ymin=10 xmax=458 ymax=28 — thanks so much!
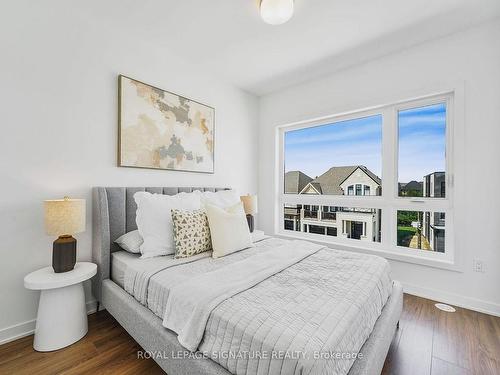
xmin=284 ymin=171 xmax=313 ymax=231
xmin=423 ymin=171 xmax=445 ymax=198
xmin=284 ymin=170 xmax=313 ymax=194
xmin=300 ymin=165 xmax=381 ymax=196
xmin=422 ymin=172 xmax=446 ymax=252
xmin=294 ymin=166 xmax=382 ymax=242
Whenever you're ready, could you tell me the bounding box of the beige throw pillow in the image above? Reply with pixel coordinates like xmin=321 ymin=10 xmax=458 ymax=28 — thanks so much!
xmin=205 ymin=202 xmax=253 ymax=258
xmin=171 ymin=209 xmax=212 ymax=258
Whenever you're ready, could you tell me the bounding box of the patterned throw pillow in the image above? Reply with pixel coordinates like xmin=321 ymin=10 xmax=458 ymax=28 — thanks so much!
xmin=171 ymin=209 xmax=212 ymax=258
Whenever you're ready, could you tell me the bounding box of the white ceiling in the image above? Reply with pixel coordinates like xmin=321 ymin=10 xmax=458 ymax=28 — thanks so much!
xmin=79 ymin=0 xmax=500 ymax=96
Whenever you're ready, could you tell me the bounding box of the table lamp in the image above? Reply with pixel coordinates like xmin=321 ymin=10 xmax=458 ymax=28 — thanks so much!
xmin=44 ymin=197 xmax=86 ymax=273
xmin=240 ymin=194 xmax=258 ymax=233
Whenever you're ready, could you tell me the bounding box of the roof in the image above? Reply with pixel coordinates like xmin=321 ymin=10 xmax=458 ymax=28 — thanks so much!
xmin=284 ymin=171 xmax=313 ymax=194
xmin=308 ymin=182 xmax=322 ymax=194
xmin=346 ymin=166 xmax=381 ymax=186
xmin=300 ymin=166 xmax=381 ymax=195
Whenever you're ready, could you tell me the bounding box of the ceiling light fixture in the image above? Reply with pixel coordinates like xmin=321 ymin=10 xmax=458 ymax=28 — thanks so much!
xmin=260 ymin=0 xmax=294 ymax=25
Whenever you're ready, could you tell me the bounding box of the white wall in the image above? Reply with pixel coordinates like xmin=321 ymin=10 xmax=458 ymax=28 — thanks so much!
xmin=0 ymin=2 xmax=259 ymax=342
xmin=259 ymin=20 xmax=500 ymax=315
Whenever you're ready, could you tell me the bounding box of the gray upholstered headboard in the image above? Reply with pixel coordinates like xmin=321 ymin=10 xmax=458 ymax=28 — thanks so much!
xmin=91 ymin=186 xmax=228 ymax=302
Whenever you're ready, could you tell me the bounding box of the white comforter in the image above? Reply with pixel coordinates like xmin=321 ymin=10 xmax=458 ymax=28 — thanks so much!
xmin=124 ymin=238 xmax=392 ymax=375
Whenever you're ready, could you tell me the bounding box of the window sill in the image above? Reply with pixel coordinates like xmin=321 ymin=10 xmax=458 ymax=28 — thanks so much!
xmin=275 ymin=230 xmax=462 ymax=272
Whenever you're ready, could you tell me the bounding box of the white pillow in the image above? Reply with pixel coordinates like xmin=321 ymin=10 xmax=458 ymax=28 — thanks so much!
xmin=134 ymin=191 xmax=201 ymax=258
xmin=114 ymin=230 xmax=143 ymax=253
xmin=205 ymin=202 xmax=253 ymax=258
xmin=201 ymin=190 xmax=240 ymax=209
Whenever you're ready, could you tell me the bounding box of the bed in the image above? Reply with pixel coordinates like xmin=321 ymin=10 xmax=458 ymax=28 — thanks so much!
xmin=92 ymin=186 xmax=403 ymax=375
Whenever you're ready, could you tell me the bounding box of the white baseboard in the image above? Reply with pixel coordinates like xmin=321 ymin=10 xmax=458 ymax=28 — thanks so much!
xmin=401 ymin=282 xmax=500 ymax=317
xmin=0 ymin=299 xmax=97 ymax=346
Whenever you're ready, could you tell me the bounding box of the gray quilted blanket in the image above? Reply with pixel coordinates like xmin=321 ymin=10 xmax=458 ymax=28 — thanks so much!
xmin=163 ymin=240 xmax=324 ymax=352
xmin=124 ymin=238 xmax=392 ymax=375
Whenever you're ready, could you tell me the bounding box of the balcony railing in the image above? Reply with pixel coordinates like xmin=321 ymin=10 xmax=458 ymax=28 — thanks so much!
xmin=284 ymin=207 xmax=300 ymax=216
xmin=301 ymin=209 xmax=336 ymax=222
xmin=303 ymin=210 xmax=318 ymax=219
xmin=321 ymin=211 xmax=336 ymax=221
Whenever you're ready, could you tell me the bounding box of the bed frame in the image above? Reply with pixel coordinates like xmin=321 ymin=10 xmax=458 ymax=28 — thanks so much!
xmin=92 ymin=186 xmax=403 ymax=375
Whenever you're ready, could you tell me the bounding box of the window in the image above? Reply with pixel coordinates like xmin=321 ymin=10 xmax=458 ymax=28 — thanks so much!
xmin=284 ymin=115 xmax=382 ymax=196
xmin=397 ymin=210 xmax=445 ymax=252
xmin=278 ymin=92 xmax=455 ymax=266
xmin=327 ymin=227 xmax=337 ymax=236
xmin=398 ymin=103 xmax=446 ymax=198
xmin=355 ymin=184 xmax=362 ymax=196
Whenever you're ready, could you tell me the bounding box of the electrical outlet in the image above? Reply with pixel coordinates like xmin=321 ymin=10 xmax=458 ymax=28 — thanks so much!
xmin=473 ymin=259 xmax=485 ymax=273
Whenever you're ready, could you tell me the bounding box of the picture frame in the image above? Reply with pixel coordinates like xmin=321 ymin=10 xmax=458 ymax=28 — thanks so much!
xmin=118 ymin=75 xmax=215 ymax=173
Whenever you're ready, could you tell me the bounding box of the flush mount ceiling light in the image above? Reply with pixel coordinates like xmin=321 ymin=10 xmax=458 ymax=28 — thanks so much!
xmin=260 ymin=0 xmax=294 ymax=25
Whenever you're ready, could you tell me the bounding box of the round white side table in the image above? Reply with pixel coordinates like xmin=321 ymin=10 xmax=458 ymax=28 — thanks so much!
xmin=24 ymin=262 xmax=97 ymax=352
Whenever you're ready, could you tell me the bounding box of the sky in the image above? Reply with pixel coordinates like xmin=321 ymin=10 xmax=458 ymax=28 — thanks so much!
xmin=284 ymin=103 xmax=446 ymax=183
xmin=398 ymin=103 xmax=446 ymax=182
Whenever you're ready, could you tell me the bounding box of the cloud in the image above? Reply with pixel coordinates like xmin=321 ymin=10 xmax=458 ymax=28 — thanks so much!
xmin=399 ymin=103 xmax=446 ymax=117
xmin=399 ymin=103 xmax=446 ymax=129
xmin=399 ymin=116 xmax=445 ymax=129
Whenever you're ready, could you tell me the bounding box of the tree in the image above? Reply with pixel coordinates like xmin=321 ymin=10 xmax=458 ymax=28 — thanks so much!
xmin=397 ymin=211 xmax=418 ymax=226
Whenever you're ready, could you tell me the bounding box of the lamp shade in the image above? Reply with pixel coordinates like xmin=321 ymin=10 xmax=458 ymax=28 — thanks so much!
xmin=240 ymin=195 xmax=258 ymax=215
xmin=44 ymin=197 xmax=86 ymax=236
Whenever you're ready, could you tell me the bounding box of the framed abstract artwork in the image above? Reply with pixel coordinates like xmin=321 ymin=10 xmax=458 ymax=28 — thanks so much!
xmin=118 ymin=75 xmax=215 ymax=173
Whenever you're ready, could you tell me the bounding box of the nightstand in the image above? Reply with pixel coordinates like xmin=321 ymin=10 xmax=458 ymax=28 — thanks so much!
xmin=24 ymin=262 xmax=97 ymax=351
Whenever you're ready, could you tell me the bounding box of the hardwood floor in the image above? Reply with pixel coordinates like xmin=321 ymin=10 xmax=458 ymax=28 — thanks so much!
xmin=0 ymin=294 xmax=498 ymax=375
xmin=382 ymin=294 xmax=500 ymax=375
